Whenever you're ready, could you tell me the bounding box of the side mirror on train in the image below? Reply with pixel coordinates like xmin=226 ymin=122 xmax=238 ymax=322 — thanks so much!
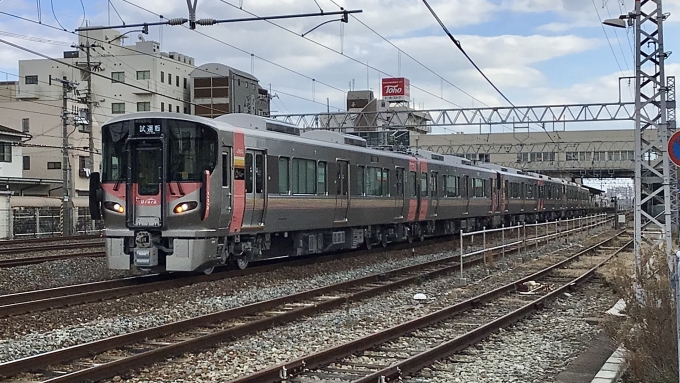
xmin=89 ymin=172 xmax=103 ymax=220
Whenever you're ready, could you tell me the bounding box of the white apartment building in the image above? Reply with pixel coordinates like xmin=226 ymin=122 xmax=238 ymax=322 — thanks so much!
xmin=1 ymin=28 xmax=195 ymax=196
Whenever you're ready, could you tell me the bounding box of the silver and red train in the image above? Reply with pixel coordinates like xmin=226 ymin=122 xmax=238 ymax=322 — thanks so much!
xmin=89 ymin=112 xmax=598 ymax=273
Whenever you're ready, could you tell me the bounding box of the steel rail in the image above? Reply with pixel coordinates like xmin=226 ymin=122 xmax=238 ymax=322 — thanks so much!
xmin=0 ymin=234 xmax=462 ymax=318
xmin=0 ymin=251 xmax=105 ymax=268
xmin=0 ymin=241 xmax=104 ymax=255
xmin=227 ymin=231 xmax=628 ymax=383
xmin=0 ymin=237 xmax=512 ymax=379
xmin=6 ymin=229 xmax=620 ymax=382
xmin=0 ymin=234 xmax=101 ymax=246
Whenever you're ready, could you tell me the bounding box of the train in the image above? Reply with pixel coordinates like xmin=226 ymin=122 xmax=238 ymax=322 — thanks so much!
xmin=89 ymin=112 xmax=599 ymax=274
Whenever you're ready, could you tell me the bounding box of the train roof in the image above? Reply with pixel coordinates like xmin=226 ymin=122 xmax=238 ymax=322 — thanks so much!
xmin=102 ymin=113 xmax=584 ymax=186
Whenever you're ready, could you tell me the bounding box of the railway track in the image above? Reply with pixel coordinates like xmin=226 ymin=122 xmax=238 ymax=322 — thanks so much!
xmin=0 ymin=234 xmax=101 ymax=246
xmin=0 ymin=216 xmax=610 ymax=318
xmin=0 ymin=241 xmax=104 ymax=256
xmin=0 ymin=251 xmax=105 ymax=268
xmin=0 ymin=227 xmax=620 ymax=382
xmin=230 ymin=232 xmax=630 ymax=383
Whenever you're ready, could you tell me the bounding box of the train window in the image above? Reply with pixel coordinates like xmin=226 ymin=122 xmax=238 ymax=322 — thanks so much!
xmin=473 ymin=178 xmax=485 ymax=198
xmin=166 ymin=120 xmax=217 ymax=181
xmin=279 ymin=157 xmax=289 ymax=194
xmin=292 ymin=158 xmax=316 ymax=194
xmin=420 ymin=173 xmax=428 ymax=196
xmin=356 ymin=166 xmax=365 ymax=196
xmin=255 ymin=153 xmax=264 ymax=194
xmin=430 ymin=172 xmax=438 ymax=198
xmin=317 ymin=161 xmax=326 ymax=195
xmin=222 ymin=154 xmax=230 ymax=187
xmin=382 ymin=169 xmax=389 ymax=197
xmin=366 ymin=167 xmax=382 ymax=196
xmin=445 ymin=175 xmax=458 ymax=197
xmin=245 ymin=153 xmax=253 ymax=194
xmin=409 ymin=171 xmax=417 ymax=197
xmin=395 ymin=168 xmax=404 ymax=197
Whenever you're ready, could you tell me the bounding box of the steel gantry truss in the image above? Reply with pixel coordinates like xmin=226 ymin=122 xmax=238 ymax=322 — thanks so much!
xmin=630 ymin=0 xmax=673 ymax=264
xmin=271 ymin=102 xmax=635 ymax=130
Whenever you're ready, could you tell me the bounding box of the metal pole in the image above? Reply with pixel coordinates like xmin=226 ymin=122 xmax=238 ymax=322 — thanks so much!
xmin=535 ymin=224 xmax=539 ymax=251
xmin=459 ymin=229 xmax=463 ymax=278
xmin=61 ymin=80 xmax=73 ymax=236
xmin=85 ymin=41 xmax=95 ymax=177
xmin=517 ymin=224 xmax=521 ymax=257
xmin=483 ymin=226 xmax=487 ymax=267
xmin=502 ymin=223 xmax=505 ymax=259
xmin=523 ymin=222 xmax=527 ymax=254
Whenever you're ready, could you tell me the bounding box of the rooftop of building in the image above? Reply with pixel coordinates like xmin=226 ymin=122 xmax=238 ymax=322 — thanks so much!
xmin=190 ymin=63 xmax=258 ymax=82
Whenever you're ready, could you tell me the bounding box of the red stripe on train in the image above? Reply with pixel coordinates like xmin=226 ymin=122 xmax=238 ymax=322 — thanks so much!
xmin=230 ymin=130 xmax=246 ymax=233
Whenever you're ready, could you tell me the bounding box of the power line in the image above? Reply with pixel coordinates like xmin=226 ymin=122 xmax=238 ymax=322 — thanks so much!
xmin=591 ymin=0 xmax=626 ymax=75
xmin=421 ymin=0 xmax=514 ymax=108
xmin=603 ymin=0 xmax=631 ymax=71
xmin=50 ymin=0 xmax=67 ymax=31
xmin=0 ymin=8 xmax=344 ymax=112
xmin=326 ymin=0 xmax=488 ymax=108
xmin=217 ymin=0 xmax=467 ymax=109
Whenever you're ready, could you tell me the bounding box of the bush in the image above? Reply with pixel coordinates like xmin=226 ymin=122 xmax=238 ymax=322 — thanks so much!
xmin=605 ymin=247 xmax=678 ymax=383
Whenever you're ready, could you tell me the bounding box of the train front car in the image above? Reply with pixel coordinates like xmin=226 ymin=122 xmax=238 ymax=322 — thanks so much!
xmin=90 ymin=114 xmax=222 ymax=273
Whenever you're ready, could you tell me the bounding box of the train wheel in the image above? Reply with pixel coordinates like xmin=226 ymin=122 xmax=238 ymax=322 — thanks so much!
xmin=203 ymin=265 xmax=215 ymax=275
xmin=381 ymin=233 xmax=388 ymax=248
xmin=234 ymin=256 xmax=249 ymax=270
xmin=365 ymin=239 xmax=373 ymax=250
xmin=419 ymin=233 xmax=426 ymax=242
xmin=407 ymin=234 xmax=414 ymax=244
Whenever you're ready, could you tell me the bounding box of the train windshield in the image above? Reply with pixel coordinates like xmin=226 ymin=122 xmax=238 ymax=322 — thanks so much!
xmin=101 ymin=122 xmax=128 ymax=183
xmin=167 ymin=120 xmax=217 ymax=182
xmin=101 ymin=119 xmax=218 ymax=184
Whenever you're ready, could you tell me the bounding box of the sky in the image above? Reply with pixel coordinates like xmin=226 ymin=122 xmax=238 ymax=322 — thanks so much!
xmin=0 ymin=0 xmax=678 ymax=135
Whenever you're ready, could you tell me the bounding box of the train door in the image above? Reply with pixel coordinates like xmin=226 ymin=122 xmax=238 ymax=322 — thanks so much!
xmin=219 ymin=149 xmax=232 ymax=229
xmin=244 ymin=150 xmax=266 ymax=227
xmin=334 ymin=160 xmax=350 ymax=222
xmin=128 ymin=142 xmax=163 ymax=228
xmin=463 ymin=175 xmax=470 ymax=214
xmin=430 ymin=171 xmax=439 ymax=217
xmin=395 ymin=167 xmax=406 ymax=219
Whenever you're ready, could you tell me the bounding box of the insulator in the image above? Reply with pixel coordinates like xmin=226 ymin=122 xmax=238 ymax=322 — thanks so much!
xmin=167 ymin=18 xmax=188 ymax=26
xmin=196 ymin=18 xmax=216 ymax=26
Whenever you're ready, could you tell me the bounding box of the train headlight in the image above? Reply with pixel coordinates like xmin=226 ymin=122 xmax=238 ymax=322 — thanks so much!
xmin=173 ymin=201 xmax=198 ymax=214
xmin=104 ymin=201 xmax=125 ymax=213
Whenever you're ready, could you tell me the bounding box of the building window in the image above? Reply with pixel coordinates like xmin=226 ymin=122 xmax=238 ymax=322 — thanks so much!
xmin=168 ymin=73 xmax=172 ymax=84
xmin=184 ymin=107 xmax=188 ymax=114
xmin=161 ymin=71 xmax=165 ymax=83
xmin=0 ymin=142 xmax=11 ymax=162
xmin=136 ymin=70 xmax=151 ymax=80
xmin=176 ymin=75 xmax=179 ymax=87
xmin=238 ymin=105 xmax=241 ymax=113
xmin=111 ymin=72 xmax=125 ymax=83
xmin=22 ymin=118 xmax=29 ymax=133
xmin=238 ymin=78 xmax=241 ymax=86
xmin=47 ymin=161 xmax=61 ymax=169
xmin=168 ymin=103 xmax=172 ymax=112
xmin=183 ymin=78 xmax=187 ymax=89
xmin=111 ymin=103 xmax=125 ymax=114
xmin=25 ymin=75 xmax=38 ymax=84
xmin=137 ymin=102 xmax=151 ymax=112
xmin=161 ymin=102 xmax=164 ymax=112
xmin=23 ymin=155 xmax=30 ymax=170
xmin=176 ymin=105 xmax=179 ymax=113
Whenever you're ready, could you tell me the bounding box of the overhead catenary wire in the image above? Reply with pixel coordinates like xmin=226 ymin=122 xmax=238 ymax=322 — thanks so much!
xmin=326 ymin=0 xmax=488 ymax=108
xmin=217 ymin=0 xmax=467 ymax=110
xmin=0 ymin=8 xmax=345 ymax=112
xmin=591 ymin=0 xmax=626 ymax=76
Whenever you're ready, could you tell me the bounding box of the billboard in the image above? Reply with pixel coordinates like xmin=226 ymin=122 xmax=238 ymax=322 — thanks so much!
xmin=381 ymin=77 xmax=410 ymax=102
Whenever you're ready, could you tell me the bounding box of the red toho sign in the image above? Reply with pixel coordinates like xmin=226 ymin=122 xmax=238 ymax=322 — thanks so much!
xmin=382 ymin=77 xmax=410 ymax=102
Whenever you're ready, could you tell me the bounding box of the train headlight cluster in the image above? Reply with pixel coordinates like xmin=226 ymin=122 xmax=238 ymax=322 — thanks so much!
xmin=174 ymin=201 xmax=198 ymax=214
xmin=104 ymin=201 xmax=125 ymax=213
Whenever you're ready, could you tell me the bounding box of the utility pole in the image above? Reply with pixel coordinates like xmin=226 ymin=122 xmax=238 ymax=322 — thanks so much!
xmin=75 ymin=38 xmax=101 ymax=178
xmin=52 ymin=76 xmax=77 ymax=236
